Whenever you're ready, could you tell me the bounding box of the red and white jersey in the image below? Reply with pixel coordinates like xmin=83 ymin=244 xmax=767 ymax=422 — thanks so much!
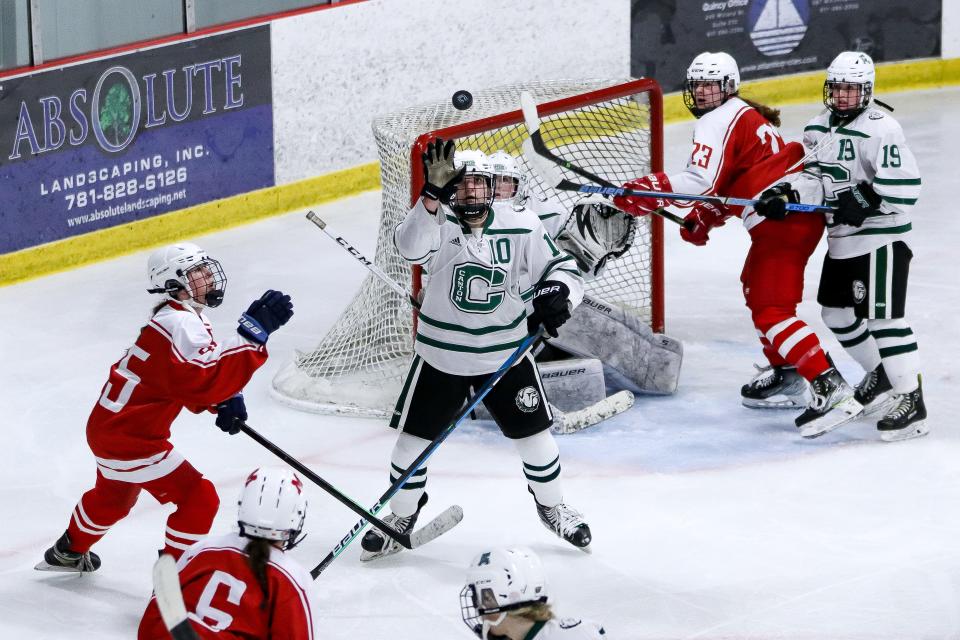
xmin=138 ymin=532 xmax=315 ymax=640
xmin=667 ymin=96 xmax=787 ymax=231
xmin=87 ymin=301 xmax=266 ymax=482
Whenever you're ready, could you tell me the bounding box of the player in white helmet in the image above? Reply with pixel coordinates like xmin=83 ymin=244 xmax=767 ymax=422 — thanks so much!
xmin=361 ymin=138 xmax=590 ymax=561
xmin=36 ymin=243 xmax=293 ymax=573
xmin=767 ymin=51 xmax=927 ymax=441
xmin=138 ymin=467 xmax=315 ymax=639
xmin=460 ymin=547 xmax=606 ymax=639
xmin=489 ymin=150 xmax=527 ymax=206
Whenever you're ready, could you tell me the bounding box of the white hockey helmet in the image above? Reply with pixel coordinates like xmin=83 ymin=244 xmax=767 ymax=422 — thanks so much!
xmin=146 ymin=242 xmax=226 ymax=308
xmin=460 ymin=547 xmax=548 ymax=638
xmin=488 ymin=150 xmax=527 ymax=204
xmin=452 ymin=149 xmax=495 ymax=222
xmin=238 ymin=467 xmax=308 ymax=550
xmin=684 ymin=51 xmax=740 ymax=117
xmin=823 ymin=51 xmax=875 ymax=117
xmin=555 ymin=194 xmax=635 ymax=280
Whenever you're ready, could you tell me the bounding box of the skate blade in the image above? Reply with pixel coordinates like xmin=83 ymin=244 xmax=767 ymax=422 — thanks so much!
xmin=34 ymin=559 xmax=86 ymax=573
xmin=880 ymin=421 xmax=929 ymax=443
xmin=861 ymin=394 xmax=897 ymax=418
xmin=799 ymin=398 xmax=864 ymax=439
xmin=359 ymin=542 xmax=405 ymax=563
xmin=742 ymin=396 xmax=806 ymax=410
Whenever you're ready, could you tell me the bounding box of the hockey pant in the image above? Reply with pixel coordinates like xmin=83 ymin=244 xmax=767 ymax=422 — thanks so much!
xmin=741 ymin=214 xmax=831 ymax=381
xmin=66 ymin=453 xmax=219 ymax=559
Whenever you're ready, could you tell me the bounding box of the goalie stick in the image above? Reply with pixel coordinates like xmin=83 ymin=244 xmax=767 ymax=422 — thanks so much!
xmin=519 ymin=91 xmax=834 ymax=217
xmin=305 ymin=211 xmax=634 ymax=433
xmin=239 ymin=422 xmax=462 ymax=551
xmin=310 ymin=330 xmax=544 ymax=578
xmin=152 ymin=554 xmax=199 ymax=640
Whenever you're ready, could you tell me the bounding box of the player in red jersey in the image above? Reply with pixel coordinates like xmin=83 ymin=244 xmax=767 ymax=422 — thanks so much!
xmin=35 ymin=243 xmax=294 ymax=573
xmin=138 ymin=466 xmax=314 ymax=640
xmin=614 ymin=51 xmax=861 ymax=437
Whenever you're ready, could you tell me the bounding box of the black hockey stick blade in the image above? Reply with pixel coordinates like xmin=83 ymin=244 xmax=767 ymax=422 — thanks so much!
xmin=152 ymin=554 xmax=200 ymax=640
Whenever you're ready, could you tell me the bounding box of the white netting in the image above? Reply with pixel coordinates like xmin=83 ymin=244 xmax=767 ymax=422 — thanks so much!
xmin=272 ymin=79 xmax=661 ymax=416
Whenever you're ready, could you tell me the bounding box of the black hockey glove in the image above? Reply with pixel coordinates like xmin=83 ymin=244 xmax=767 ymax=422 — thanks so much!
xmin=833 ymin=182 xmax=882 ymax=228
xmin=527 ymin=280 xmax=571 ymax=338
xmin=215 ymin=393 xmax=246 ymax=435
xmin=420 ymin=137 xmax=466 ymax=205
xmin=237 ymin=290 xmax=294 ymax=344
xmin=754 ymin=182 xmax=799 ymax=221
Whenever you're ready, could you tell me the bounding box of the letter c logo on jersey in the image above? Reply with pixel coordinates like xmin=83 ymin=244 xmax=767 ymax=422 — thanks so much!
xmin=515 ymin=386 xmax=541 ymax=413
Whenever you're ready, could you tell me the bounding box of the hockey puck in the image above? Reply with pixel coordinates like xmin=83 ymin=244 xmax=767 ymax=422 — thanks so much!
xmin=452 ymin=90 xmax=473 ymax=111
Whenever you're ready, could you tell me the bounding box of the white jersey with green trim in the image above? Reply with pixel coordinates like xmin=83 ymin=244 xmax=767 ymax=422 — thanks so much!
xmin=790 ymin=105 xmax=921 ymax=259
xmin=394 ymin=199 xmax=584 ymax=376
xmin=524 ymin=194 xmax=569 ymax=238
xmin=524 ymin=617 xmax=608 ymax=639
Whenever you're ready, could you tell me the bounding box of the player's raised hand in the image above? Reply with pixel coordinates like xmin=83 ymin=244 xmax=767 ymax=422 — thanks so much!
xmin=420 ymin=137 xmax=465 ymax=204
xmin=237 ymin=290 xmax=294 ymax=344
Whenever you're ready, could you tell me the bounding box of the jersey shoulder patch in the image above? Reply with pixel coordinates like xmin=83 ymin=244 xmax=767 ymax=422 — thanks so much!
xmin=868 ymin=110 xmax=885 ymax=120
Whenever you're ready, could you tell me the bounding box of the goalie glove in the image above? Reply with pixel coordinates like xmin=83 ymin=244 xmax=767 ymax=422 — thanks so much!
xmin=555 ymin=195 xmax=636 ymax=279
xmin=420 ymin=137 xmax=466 ymax=205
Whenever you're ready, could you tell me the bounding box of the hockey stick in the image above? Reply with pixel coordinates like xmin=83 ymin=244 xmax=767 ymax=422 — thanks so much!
xmin=152 ymin=554 xmax=200 ymax=640
xmin=519 ymin=92 xmax=691 ymax=229
xmin=310 ymin=330 xmax=544 ymax=578
xmin=306 ymin=211 xmax=420 ymax=308
xmin=239 ymin=422 xmax=462 ymax=551
xmin=551 ymin=389 xmax=635 ymax=435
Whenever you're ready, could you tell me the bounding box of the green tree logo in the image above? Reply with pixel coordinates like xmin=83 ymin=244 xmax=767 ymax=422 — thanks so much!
xmin=99 ymin=83 xmax=132 ymax=147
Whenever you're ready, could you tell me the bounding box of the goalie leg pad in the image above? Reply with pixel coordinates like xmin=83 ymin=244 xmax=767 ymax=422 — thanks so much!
xmin=550 ymin=295 xmax=682 ymax=394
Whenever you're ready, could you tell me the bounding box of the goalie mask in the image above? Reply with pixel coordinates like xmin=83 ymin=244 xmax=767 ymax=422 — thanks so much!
xmin=238 ymin=467 xmax=308 ymax=551
xmin=460 ymin=547 xmax=548 ymax=639
xmin=555 ymin=195 xmax=636 ymax=280
xmin=489 ymin=150 xmax=527 ymax=205
xmin=683 ymin=51 xmax=740 ymax=118
xmin=147 ymin=242 xmax=226 ymax=309
xmin=451 ymin=149 xmax=495 ymax=224
xmin=823 ymin=51 xmax=874 ymax=118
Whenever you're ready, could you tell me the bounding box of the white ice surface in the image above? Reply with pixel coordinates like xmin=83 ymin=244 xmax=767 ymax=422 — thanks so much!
xmin=2 ymin=88 xmax=959 ymax=639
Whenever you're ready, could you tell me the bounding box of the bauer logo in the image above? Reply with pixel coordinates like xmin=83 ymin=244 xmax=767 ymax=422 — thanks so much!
xmin=515 ymin=387 xmax=541 ymax=413
xmin=748 ymin=0 xmax=810 ymax=57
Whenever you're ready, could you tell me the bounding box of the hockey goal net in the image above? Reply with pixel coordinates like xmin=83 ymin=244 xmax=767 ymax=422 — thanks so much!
xmin=272 ymin=78 xmax=663 ymax=416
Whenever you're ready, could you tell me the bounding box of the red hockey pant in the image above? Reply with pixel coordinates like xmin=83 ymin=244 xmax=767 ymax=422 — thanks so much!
xmin=741 ymin=213 xmax=830 ymax=381
xmin=66 ymin=458 xmax=219 ymax=559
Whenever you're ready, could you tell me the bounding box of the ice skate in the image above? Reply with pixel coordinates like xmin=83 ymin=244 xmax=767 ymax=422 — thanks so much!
xmin=877 ymin=377 xmax=928 ymax=442
xmin=530 ymin=489 xmax=591 ymax=551
xmin=359 ymin=493 xmax=427 ymax=562
xmin=741 ymin=364 xmax=809 ymax=409
xmin=795 ymin=368 xmax=863 ymax=438
xmin=854 ymin=364 xmax=896 ymax=417
xmin=34 ymin=532 xmax=101 ymax=573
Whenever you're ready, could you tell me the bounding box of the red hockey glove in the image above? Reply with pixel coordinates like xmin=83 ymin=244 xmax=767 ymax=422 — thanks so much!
xmin=679 ymin=201 xmax=729 ymax=246
xmin=613 ymin=172 xmax=673 ymax=217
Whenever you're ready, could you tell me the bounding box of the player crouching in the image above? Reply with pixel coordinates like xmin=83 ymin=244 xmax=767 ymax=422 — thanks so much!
xmin=360 ymin=140 xmax=591 ymax=561
xmin=461 ymin=547 xmax=606 ymax=639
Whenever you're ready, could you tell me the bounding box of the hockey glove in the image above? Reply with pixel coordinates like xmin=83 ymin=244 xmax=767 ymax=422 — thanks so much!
xmin=420 ymin=137 xmax=466 ymax=205
xmin=527 ymin=280 xmax=571 ymax=338
xmin=754 ymin=182 xmax=799 ymax=221
xmin=215 ymin=393 xmax=246 ymax=435
xmin=612 ymin=172 xmax=673 ymax=217
xmin=833 ymin=182 xmax=882 ymax=228
xmin=237 ymin=290 xmax=294 ymax=344
xmin=679 ymin=201 xmax=729 ymax=246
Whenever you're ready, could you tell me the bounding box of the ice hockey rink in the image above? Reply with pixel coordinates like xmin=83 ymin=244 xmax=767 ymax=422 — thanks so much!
xmin=2 ymin=87 xmax=958 ymax=639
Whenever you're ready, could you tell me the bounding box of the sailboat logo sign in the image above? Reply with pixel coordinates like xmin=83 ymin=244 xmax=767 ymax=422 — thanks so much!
xmin=748 ymin=0 xmax=810 ymax=57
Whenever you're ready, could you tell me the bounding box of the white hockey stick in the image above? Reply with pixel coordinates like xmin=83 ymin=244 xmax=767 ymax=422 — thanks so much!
xmin=551 ymin=390 xmax=635 ymax=435
xmin=152 ymin=554 xmax=200 ymax=640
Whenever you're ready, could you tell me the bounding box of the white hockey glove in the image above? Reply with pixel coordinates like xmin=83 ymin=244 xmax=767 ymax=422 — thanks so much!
xmin=554 ymin=195 xmax=636 ymax=279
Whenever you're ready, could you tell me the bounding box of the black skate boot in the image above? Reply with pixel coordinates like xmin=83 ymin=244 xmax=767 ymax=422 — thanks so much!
xmin=529 ymin=488 xmax=591 ymax=551
xmin=741 ymin=365 xmax=809 ymax=409
xmin=795 ymin=368 xmax=863 ymax=438
xmin=854 ymin=364 xmax=895 ymax=417
xmin=359 ymin=493 xmax=427 ymax=562
xmin=34 ymin=532 xmax=101 ymax=573
xmin=877 ymin=376 xmax=928 ymax=442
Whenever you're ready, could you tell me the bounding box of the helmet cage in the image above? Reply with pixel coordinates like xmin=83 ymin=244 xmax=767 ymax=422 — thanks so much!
xmin=823 ymin=80 xmax=873 ymax=118
xmin=452 ymin=172 xmax=495 ymax=222
xmin=683 ymin=78 xmax=735 ymax=118
xmin=489 ymin=151 xmax=528 ymax=205
xmin=459 ymin=583 xmax=547 ymax=638
xmin=147 ymin=248 xmax=227 ymax=309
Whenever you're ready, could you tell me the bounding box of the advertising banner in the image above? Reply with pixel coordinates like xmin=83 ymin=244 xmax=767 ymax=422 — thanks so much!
xmin=0 ymin=25 xmax=273 ymax=254
xmin=631 ymin=0 xmax=941 ymax=92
